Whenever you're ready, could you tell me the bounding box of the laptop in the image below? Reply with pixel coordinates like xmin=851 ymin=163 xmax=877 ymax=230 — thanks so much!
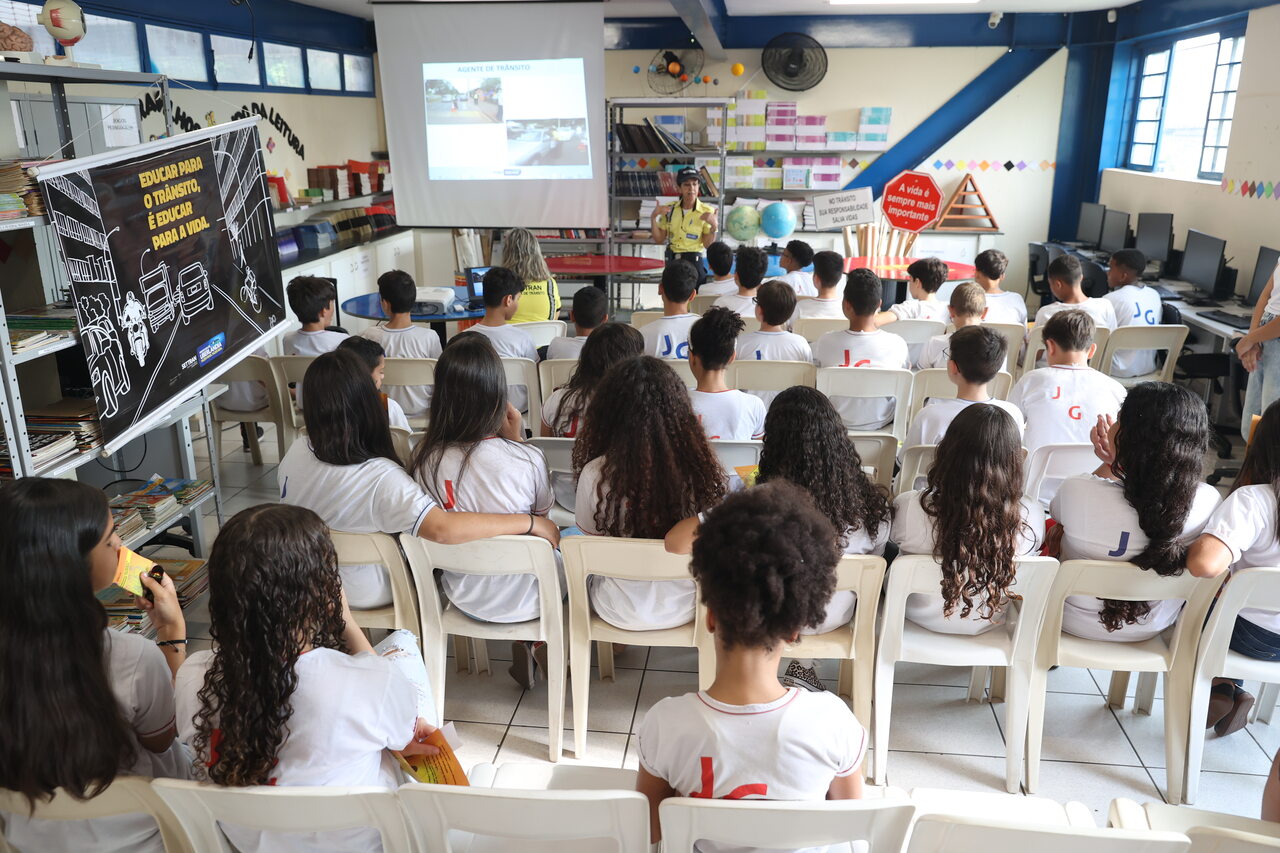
xmin=464 ymin=266 xmax=491 ymax=310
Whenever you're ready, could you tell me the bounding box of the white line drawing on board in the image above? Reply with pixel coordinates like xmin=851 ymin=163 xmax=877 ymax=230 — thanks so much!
xmin=139 ymin=262 xmax=174 ymax=332
xmin=240 ymin=268 xmax=260 ymax=311
xmin=212 ymin=125 xmax=282 ymax=324
xmin=120 ymin=292 xmax=149 ymax=366
xmin=80 ymin=294 xmax=130 ymax=418
xmin=177 ymin=262 xmax=215 ymax=323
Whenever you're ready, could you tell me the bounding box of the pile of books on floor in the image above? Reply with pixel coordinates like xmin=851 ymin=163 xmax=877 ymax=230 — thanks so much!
xmin=26 ymin=398 xmax=102 ymax=452
xmin=101 ymin=559 xmax=210 ymax=638
xmin=110 ymin=505 xmax=146 ymax=543
xmin=6 ymin=303 xmax=78 ymax=331
xmin=8 ymin=329 xmax=70 ymax=354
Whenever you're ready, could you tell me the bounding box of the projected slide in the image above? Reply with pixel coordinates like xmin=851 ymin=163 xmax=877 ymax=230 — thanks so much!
xmin=424 ymin=58 xmax=591 ymax=181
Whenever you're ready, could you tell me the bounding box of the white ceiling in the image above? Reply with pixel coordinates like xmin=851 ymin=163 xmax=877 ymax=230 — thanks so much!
xmin=298 ymin=0 xmax=677 ymax=20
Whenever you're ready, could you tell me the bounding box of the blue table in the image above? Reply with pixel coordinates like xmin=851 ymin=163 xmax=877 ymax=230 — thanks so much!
xmin=342 ymin=292 xmax=484 ymax=340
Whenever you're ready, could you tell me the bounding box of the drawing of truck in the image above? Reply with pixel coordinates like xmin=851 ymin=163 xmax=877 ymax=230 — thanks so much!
xmin=177 ymin=262 xmax=215 ymax=324
xmin=140 ymin=264 xmax=174 ymax=332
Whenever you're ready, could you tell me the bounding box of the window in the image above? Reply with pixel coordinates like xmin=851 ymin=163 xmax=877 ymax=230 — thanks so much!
xmin=211 ymin=34 xmax=259 ymax=86
xmin=344 ymin=54 xmax=374 ymax=93
xmin=66 ymin=13 xmax=139 ymax=71
xmin=307 ymin=48 xmax=341 ymax=90
xmin=263 ymin=41 xmax=304 ymax=88
xmin=144 ymin=24 xmax=207 ymax=81
xmin=0 ymin=1 xmax=55 ymax=57
xmin=1127 ymin=29 xmax=1245 ymax=180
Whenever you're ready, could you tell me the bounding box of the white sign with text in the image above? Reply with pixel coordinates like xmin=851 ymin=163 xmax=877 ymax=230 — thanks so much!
xmin=813 ymin=187 xmax=875 ymax=230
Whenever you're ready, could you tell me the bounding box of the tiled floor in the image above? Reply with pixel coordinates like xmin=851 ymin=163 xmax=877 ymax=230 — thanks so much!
xmin=173 ymin=420 xmax=1277 ymax=824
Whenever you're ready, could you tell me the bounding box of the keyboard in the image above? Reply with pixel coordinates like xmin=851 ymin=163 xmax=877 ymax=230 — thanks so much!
xmin=1199 ymin=310 xmax=1251 ymax=330
xmin=1151 ymin=284 xmax=1178 ymax=300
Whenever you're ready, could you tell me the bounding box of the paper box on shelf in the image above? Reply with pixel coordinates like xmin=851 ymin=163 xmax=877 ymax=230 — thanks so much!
xmin=826 ymin=131 xmax=858 ymax=149
xmin=782 ymin=166 xmax=811 ymax=190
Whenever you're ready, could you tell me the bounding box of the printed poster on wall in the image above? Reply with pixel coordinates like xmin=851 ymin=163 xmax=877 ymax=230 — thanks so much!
xmin=37 ymin=118 xmax=285 ymax=453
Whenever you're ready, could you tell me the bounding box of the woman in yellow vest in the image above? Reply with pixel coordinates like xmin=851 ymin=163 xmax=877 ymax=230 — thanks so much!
xmin=503 ymin=227 xmax=562 ymax=323
xmin=650 ymin=167 xmax=718 ymax=284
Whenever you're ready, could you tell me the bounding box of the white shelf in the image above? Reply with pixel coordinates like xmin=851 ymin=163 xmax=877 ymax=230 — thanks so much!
xmin=609 ymin=97 xmax=733 ymax=108
xmin=122 ymin=488 xmax=216 ymax=551
xmin=0 ymin=216 xmax=45 ymax=233
xmin=0 ymin=62 xmax=164 ymax=86
xmin=12 ymin=333 xmax=78 ymax=364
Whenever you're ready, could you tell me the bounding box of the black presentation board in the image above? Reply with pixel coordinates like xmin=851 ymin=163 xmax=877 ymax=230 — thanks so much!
xmin=40 ymin=122 xmax=285 ymax=451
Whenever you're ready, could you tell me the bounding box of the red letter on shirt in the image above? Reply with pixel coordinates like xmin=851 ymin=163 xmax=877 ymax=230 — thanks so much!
xmin=1068 ymin=405 xmax=1082 ymax=420
xmin=442 ymin=480 xmax=456 ymax=509
xmin=1051 ymin=386 xmax=1062 ymax=400
xmin=690 ymin=756 xmax=768 ymax=799
xmin=840 ymin=350 xmax=851 ymax=367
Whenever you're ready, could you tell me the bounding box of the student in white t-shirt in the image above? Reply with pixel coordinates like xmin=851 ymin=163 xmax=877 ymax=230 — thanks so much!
xmin=543 ymin=323 xmax=644 ymax=438
xmin=688 ymin=307 xmax=766 ymax=441
xmin=812 ymin=268 xmax=911 ymax=431
xmin=283 ymin=275 xmax=348 ymax=357
xmin=548 ymin=285 xmax=608 ymax=360
xmin=1104 ymin=248 xmax=1163 ymax=377
xmin=1049 ymin=382 xmax=1219 ymax=643
xmin=698 ymin=240 xmax=739 ymax=297
xmin=713 ymin=244 xmax=768 ymax=318
xmin=638 ymin=482 xmax=866 ymax=850
xmin=1008 ymin=310 xmax=1126 ymax=504
xmin=904 ymin=325 xmax=1024 ymax=460
xmin=574 ymin=356 xmax=727 ymax=631
xmin=734 ymin=281 xmax=812 ymax=410
xmin=278 ymin=350 xmax=559 ymax=609
xmin=0 ymin=479 xmax=191 ymax=853
xmin=916 ymin=282 xmax=987 ymax=370
xmin=338 ymin=336 xmax=412 ymax=434
xmin=176 ymin=504 xmax=441 ymax=853
xmin=790 ymin=249 xmax=846 ymax=327
xmin=360 ymin=269 xmax=443 ymax=417
xmin=876 ymin=257 xmax=950 ymax=326
xmin=774 ymin=238 xmax=818 ymax=297
xmin=468 ymin=266 xmax=540 ymax=414
xmin=641 ymin=258 xmax=700 ymax=360
xmin=1031 ymin=254 xmax=1118 ymax=359
xmin=893 ymin=404 xmax=1045 ymax=635
xmin=974 ymin=248 xmax=1028 ymax=326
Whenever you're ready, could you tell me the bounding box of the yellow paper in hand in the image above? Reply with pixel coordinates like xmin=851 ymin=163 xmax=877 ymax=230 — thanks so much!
xmin=734 ymin=464 xmax=759 ymax=488
xmin=394 ymin=725 xmax=468 ymax=786
xmin=113 ymin=547 xmax=151 ymax=597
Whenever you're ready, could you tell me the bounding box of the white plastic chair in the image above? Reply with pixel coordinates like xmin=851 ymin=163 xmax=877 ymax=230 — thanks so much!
xmin=381 ymin=357 xmax=437 ymax=431
xmin=525 ymin=436 xmax=576 ymax=527
xmin=329 ymin=530 xmax=421 ymax=635
xmin=985 ymin=322 xmax=1029 ymax=375
xmin=708 ymin=438 xmax=762 ymax=483
xmin=468 ymin=762 xmax=637 ymax=791
xmin=817 ymin=366 xmax=915 ymax=442
xmin=1026 ymin=560 xmax=1227 ymax=803
xmin=1110 ymin=798 xmax=1280 ymax=840
xmin=896 ymin=443 xmax=936 ymax=496
xmin=560 ymin=536 xmax=699 ymax=758
xmin=905 ymin=813 xmax=1190 ymax=853
xmin=667 ymin=359 xmax=697 ymax=389
xmin=210 ymin=355 xmax=294 ymax=464
xmin=513 ymin=320 xmax=568 ymax=349
xmin=630 ymin=310 xmax=663 ymax=328
xmin=0 ymin=778 xmax=189 ymax=853
xmin=390 ymin=426 xmax=413 ymax=467
xmin=151 ymin=780 xmax=411 ymax=853
xmin=907 ymin=368 xmax=1014 ymax=421
xmin=851 ymin=431 xmax=898 ymax=491
xmin=538 ymin=358 xmax=579 ymax=401
xmin=909 ymin=786 xmax=1095 ymax=827
xmin=269 ymin=354 xmax=314 ymax=434
xmin=883 ymin=318 xmax=947 ymax=346
xmin=1100 ymin=325 xmax=1189 ymax=385
xmin=731 ymin=359 xmax=816 ymax=395
xmin=398 ymin=781 xmax=649 ymax=853
xmin=794 ymin=317 xmax=849 ymax=343
xmin=1020 ymin=325 xmax=1111 ymax=377
xmin=1180 ymin=827 xmax=1280 ymax=852
xmin=402 ymin=535 xmax=566 ymax=761
xmin=874 ymin=555 xmax=1060 ymax=792
xmin=689 ymin=293 xmax=719 ymax=315
xmin=660 ymin=797 xmax=915 ymax=853
xmin=502 ymin=357 xmax=542 ymax=431
xmin=1022 ymin=443 xmax=1099 ymax=507
xmin=1185 ymin=567 xmax=1280 ymax=804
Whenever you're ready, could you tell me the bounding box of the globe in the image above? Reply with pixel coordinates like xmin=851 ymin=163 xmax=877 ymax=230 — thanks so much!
xmin=725 ymin=205 xmax=761 ymax=242
xmin=760 ymin=202 xmax=797 ymax=240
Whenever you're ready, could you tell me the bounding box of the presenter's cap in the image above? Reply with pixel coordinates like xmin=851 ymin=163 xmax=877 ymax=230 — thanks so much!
xmin=676 ymin=167 xmax=700 ymax=186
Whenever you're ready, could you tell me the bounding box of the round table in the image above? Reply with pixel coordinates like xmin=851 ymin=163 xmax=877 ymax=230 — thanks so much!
xmin=845 ymin=256 xmax=978 ymax=281
xmin=545 ymin=254 xmax=666 ymax=309
xmin=341 ymin=293 xmax=483 ymax=340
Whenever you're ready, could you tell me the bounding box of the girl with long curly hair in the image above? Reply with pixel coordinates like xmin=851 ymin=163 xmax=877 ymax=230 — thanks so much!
xmin=573 ymin=356 xmax=727 ymax=630
xmin=0 ymin=479 xmax=189 ymax=852
xmin=892 ymin=404 xmax=1044 ymax=635
xmin=541 ymin=322 xmax=644 ymax=439
xmin=1052 ymin=381 xmax=1219 ymax=642
xmin=176 ymin=504 xmax=439 ymax=853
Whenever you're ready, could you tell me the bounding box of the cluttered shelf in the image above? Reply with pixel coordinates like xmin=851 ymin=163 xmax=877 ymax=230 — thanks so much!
xmin=11 ymin=330 xmax=77 ymax=364
xmin=112 ymin=477 xmax=217 ymax=552
xmin=282 ymin=225 xmax=409 ymax=273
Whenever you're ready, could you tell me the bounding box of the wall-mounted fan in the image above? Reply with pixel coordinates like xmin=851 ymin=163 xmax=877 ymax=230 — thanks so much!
xmin=761 ymin=32 xmax=827 ymax=92
xmin=647 ymin=47 xmax=704 ymax=95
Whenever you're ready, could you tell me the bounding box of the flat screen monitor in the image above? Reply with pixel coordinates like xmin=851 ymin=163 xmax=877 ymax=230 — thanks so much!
xmin=1180 ymin=229 xmax=1226 ymax=295
xmin=1247 ymin=246 xmax=1280 ymax=307
xmin=464 ymin=265 xmax=491 ymax=299
xmin=1099 ymin=208 xmax=1129 ymax=254
xmin=1135 ymin=212 xmax=1173 ymax=263
xmin=1076 ymin=202 xmax=1105 ymax=246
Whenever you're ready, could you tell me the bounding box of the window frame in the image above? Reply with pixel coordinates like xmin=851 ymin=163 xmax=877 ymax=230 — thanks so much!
xmin=1198 ymin=33 xmax=1244 ymax=181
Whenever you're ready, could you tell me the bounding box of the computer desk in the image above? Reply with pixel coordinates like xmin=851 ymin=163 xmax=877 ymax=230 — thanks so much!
xmin=1152 ymin=278 xmax=1252 ymax=427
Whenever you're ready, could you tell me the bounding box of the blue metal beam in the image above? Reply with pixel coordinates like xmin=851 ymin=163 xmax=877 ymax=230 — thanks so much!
xmin=1117 ymin=0 xmax=1266 ymax=42
xmin=1047 ymin=42 xmax=1118 ymax=240
xmin=669 ymin=0 xmax=727 ymax=61
xmin=844 ymin=47 xmax=1058 ymax=197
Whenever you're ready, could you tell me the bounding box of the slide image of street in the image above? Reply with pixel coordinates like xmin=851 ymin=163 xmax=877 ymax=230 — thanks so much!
xmin=506 ymin=118 xmax=588 ymax=166
xmin=425 ymin=77 xmax=503 ymax=125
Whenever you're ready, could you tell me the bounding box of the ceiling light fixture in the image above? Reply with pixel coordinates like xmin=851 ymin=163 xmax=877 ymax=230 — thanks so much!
xmin=828 ymin=0 xmax=981 ymax=5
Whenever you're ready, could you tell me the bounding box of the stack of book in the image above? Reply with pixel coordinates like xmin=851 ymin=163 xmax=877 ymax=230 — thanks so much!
xmin=134 ymin=475 xmax=214 ymax=506
xmin=110 ymin=505 xmax=146 ymax=542
xmin=101 ymin=559 xmax=210 ymax=638
xmin=7 ymin=303 xmax=78 ymax=331
xmin=8 ymin=431 xmax=79 ymax=475
xmin=110 ymin=490 xmax=179 ymax=527
xmin=8 ymin=329 xmax=69 ymax=354
xmin=26 ymin=398 xmax=102 ymax=452
xmin=0 ymin=160 xmax=43 ymax=217
xmin=614 ymin=120 xmax=692 ymax=155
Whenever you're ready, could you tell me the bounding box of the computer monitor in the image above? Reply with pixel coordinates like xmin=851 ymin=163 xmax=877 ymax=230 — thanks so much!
xmin=1246 ymin=246 xmax=1280 ymax=307
xmin=1135 ymin=212 xmax=1173 ymax=263
xmin=464 ymin=265 xmax=491 ymax=300
xmin=1099 ymin=209 xmax=1129 ymax=254
xmin=1076 ymin=202 xmax=1105 ymax=246
xmin=1180 ymin=229 xmax=1226 ymax=296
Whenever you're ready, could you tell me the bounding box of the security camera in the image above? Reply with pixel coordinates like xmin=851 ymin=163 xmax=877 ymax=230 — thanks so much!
xmin=988 ymin=12 xmax=1003 ymax=29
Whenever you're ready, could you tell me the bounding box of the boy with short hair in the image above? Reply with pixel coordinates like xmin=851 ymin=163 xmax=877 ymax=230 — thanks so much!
xmin=283 ymin=276 xmax=348 ymax=355
xmin=1104 ymin=247 xmax=1162 ymax=377
xmin=737 ymin=281 xmax=812 ymax=363
xmin=714 ymin=245 xmax=768 ymax=318
xmin=812 ymin=268 xmax=911 ymax=431
xmin=641 ymin=259 xmax=700 ymax=360
xmin=790 ymin=250 xmax=846 ymax=326
xmin=876 ymin=257 xmax=949 ymax=326
xmin=469 ymin=266 xmax=540 ymax=414
xmin=1033 ymin=254 xmax=1118 ymax=334
xmin=548 ymin=286 xmax=607 ymax=360
xmin=337 ymin=336 xmax=412 ymax=433
xmin=688 ymin=307 xmax=766 ymax=440
xmin=636 ymin=481 xmax=866 ymax=843
xmin=775 ymin=238 xmax=818 ymax=297
xmin=904 ymin=325 xmax=1024 ymax=454
xmin=974 ymin=249 xmax=1027 ymax=326
xmin=916 ymin=282 xmax=987 ymax=369
xmin=360 ymin=269 xmax=442 ymax=417
xmin=699 ymin=241 xmax=738 ymax=297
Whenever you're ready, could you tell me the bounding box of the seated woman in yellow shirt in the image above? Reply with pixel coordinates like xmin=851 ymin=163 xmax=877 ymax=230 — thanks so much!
xmin=503 ymin=227 xmax=562 ymax=323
